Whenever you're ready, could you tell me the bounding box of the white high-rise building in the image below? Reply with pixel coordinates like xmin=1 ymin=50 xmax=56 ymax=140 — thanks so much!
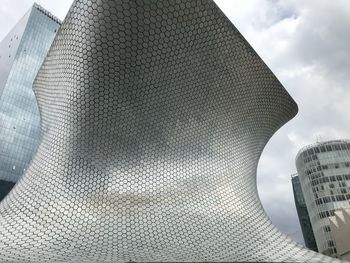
xmin=296 ymin=140 xmax=350 ymax=258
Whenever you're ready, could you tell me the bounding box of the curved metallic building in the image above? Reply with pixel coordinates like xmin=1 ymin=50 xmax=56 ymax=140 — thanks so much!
xmin=0 ymin=0 xmax=338 ymax=262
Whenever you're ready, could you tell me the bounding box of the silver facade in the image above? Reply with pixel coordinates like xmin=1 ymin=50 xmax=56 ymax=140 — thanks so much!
xmin=0 ymin=0 xmax=339 ymax=262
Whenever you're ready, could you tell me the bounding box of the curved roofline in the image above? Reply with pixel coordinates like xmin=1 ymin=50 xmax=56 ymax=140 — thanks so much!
xmin=295 ymin=139 xmax=350 ymax=161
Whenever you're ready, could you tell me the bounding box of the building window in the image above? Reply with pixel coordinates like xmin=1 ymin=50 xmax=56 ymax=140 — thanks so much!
xmin=324 ymin=225 xmax=331 ymax=232
xmin=328 ymin=240 xmax=335 ymax=247
xmin=336 ymin=195 xmax=346 ymax=201
xmin=323 ymin=197 xmax=331 ymax=203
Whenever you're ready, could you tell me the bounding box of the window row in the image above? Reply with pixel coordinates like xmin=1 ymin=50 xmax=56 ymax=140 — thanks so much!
xmin=319 ymin=209 xmax=335 ymax=219
xmin=310 ymin=174 xmax=350 ymax=186
xmin=315 ymin=194 xmax=350 ymax=205
xmin=306 ymin=163 xmax=350 ymax=176
xmin=302 ymin=142 xmax=350 ymax=159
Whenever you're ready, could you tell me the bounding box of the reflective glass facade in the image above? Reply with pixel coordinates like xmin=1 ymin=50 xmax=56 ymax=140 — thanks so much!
xmin=296 ymin=140 xmax=350 ymax=258
xmin=292 ymin=173 xmax=318 ymax=252
xmin=0 ymin=4 xmax=60 ymax=185
xmin=0 ymin=180 xmax=15 ymax=201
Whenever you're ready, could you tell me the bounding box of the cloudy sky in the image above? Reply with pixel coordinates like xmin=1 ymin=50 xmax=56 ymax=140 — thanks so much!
xmin=1 ymin=0 xmax=349 ymax=245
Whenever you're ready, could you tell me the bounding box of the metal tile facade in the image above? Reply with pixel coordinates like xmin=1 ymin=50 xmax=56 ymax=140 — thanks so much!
xmin=0 ymin=0 xmax=338 ymax=262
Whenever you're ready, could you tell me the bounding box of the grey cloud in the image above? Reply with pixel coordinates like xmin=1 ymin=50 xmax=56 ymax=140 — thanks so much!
xmin=216 ymin=0 xmax=350 ymax=245
xmin=291 ymin=1 xmax=350 ymax=75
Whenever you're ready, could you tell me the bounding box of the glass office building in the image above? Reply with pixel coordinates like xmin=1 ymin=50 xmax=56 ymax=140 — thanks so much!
xmin=296 ymin=140 xmax=350 ymax=258
xmin=0 ymin=4 xmax=61 ymax=197
xmin=291 ymin=173 xmax=318 ymax=252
